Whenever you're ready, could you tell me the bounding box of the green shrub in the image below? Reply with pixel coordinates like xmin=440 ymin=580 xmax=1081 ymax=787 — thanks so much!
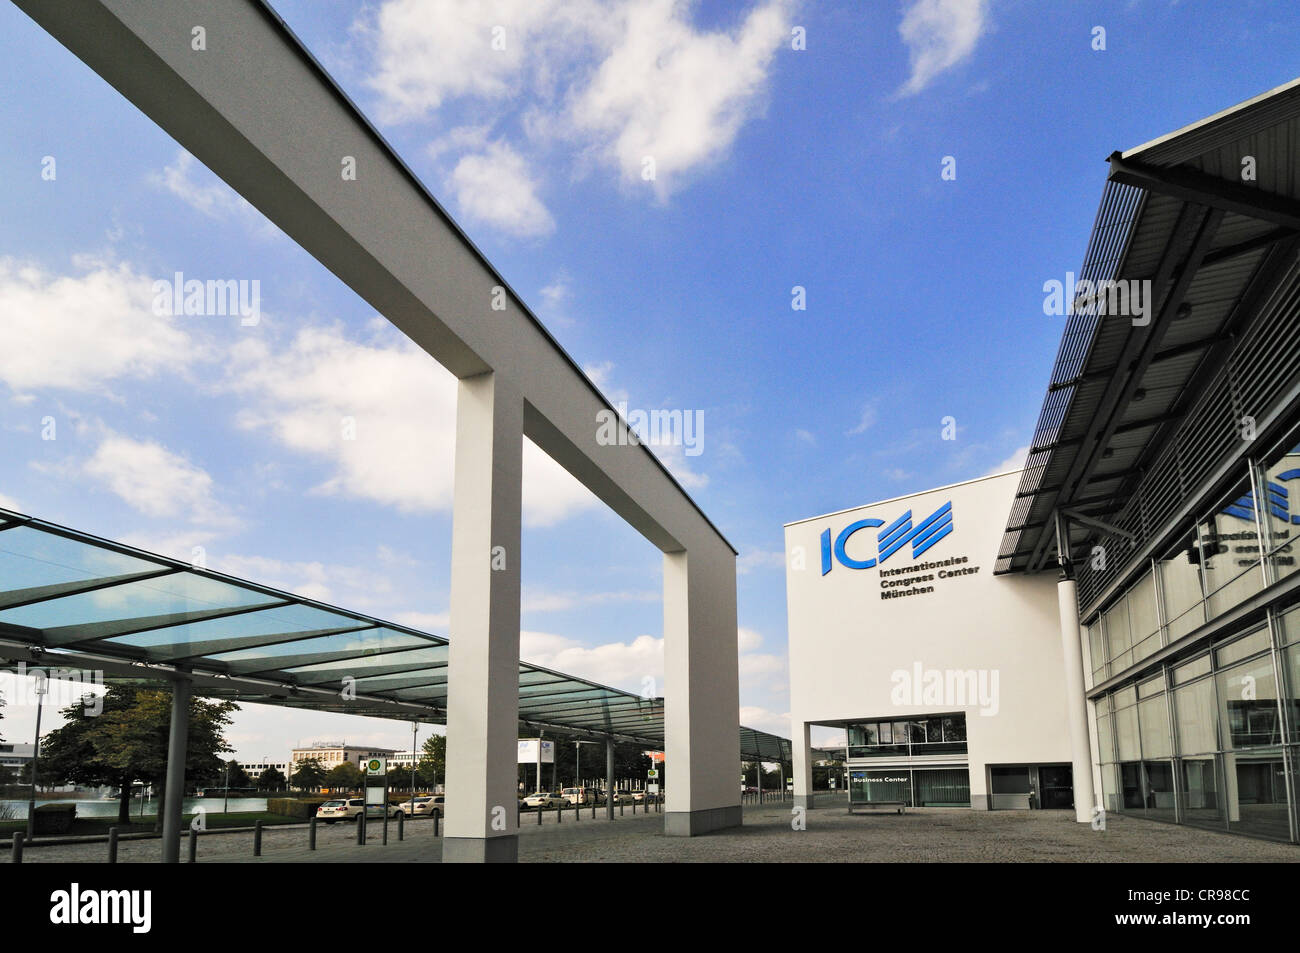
xmin=266 ymin=797 xmax=327 ymax=819
xmin=33 ymin=803 xmax=77 ymax=834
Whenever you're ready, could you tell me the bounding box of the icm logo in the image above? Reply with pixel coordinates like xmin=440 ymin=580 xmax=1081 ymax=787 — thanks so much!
xmin=821 ymin=502 xmax=953 ymax=575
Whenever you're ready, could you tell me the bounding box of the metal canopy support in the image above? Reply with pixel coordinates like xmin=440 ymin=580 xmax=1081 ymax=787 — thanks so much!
xmin=1027 ymin=204 xmax=1224 ymax=572
xmin=605 ymin=737 xmax=615 ymax=821
xmin=1108 ymin=152 xmax=1300 ymax=231
xmin=160 ymin=676 xmax=192 ymax=863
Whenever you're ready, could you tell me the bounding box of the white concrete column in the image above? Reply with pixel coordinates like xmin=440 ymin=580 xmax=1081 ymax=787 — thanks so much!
xmin=793 ymin=721 xmax=815 ymax=809
xmin=443 ymin=372 xmax=523 ymax=863
xmin=663 ymin=541 xmax=741 ymax=835
xmin=1057 ymin=576 xmax=1099 ymax=823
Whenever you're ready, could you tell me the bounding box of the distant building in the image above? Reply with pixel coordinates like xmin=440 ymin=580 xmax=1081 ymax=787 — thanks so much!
xmin=289 ymin=743 xmax=397 ymax=772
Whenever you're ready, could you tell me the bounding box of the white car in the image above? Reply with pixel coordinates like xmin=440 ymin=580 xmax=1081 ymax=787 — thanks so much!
xmin=316 ymin=797 xmax=402 ymax=823
xmin=522 ymin=792 xmax=565 ymax=809
xmin=396 ymin=795 xmax=445 ymax=817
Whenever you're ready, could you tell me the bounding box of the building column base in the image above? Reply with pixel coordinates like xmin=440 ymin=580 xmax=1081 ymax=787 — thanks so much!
xmin=664 ymin=805 xmax=742 ymax=836
xmin=441 ymin=835 xmax=518 ymax=863
xmin=794 ymin=794 xmax=817 ymax=810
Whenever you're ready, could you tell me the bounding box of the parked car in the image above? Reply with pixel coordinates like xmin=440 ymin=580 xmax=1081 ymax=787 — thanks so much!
xmin=631 ymin=791 xmax=659 ymax=803
xmin=561 ymin=786 xmax=601 ymax=805
xmin=316 ymin=797 xmax=401 ymax=823
xmin=606 ymin=791 xmax=634 ymax=805
xmin=396 ymin=795 xmax=445 ymax=817
xmin=522 ymin=791 xmax=565 ymax=809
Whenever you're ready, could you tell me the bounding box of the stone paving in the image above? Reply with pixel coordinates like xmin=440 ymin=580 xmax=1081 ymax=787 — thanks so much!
xmin=17 ymin=802 xmax=1300 ymax=863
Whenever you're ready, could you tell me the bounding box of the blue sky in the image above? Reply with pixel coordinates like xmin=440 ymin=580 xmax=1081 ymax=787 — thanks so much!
xmin=2 ymin=0 xmax=1299 ymax=758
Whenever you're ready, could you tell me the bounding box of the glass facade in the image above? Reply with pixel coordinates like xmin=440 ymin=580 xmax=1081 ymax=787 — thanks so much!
xmin=847 ymin=767 xmax=970 ymax=807
xmin=847 ymin=713 xmax=967 ymax=759
xmin=1083 ymin=419 xmax=1300 ymax=843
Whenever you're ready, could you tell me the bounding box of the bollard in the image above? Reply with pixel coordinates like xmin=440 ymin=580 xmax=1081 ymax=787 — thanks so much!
xmin=357 ymin=812 xmax=366 ymax=845
xmin=537 ymin=805 xmax=542 ymax=825
xmin=107 ymin=827 xmax=118 ymax=864
xmin=11 ymin=831 xmax=23 ymax=864
xmin=382 ymin=809 xmax=389 ymax=846
xmin=557 ymin=802 xmax=563 ymax=824
xmin=188 ymin=827 xmax=197 ymax=864
xmin=397 ymin=810 xmax=404 ymax=842
xmin=632 ymin=799 xmax=637 ymax=815
xmin=591 ymin=801 xmax=596 ymax=820
xmin=253 ymin=820 xmax=263 ymax=857
xmin=620 ymin=801 xmax=624 ymax=817
xmin=309 ymin=816 xmax=317 ymax=851
xmin=432 ymin=811 xmax=439 ymax=838
xmin=574 ymin=799 xmax=579 ymax=822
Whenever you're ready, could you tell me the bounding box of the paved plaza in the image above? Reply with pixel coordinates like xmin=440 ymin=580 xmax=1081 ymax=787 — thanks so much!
xmin=15 ymin=802 xmax=1299 ymax=863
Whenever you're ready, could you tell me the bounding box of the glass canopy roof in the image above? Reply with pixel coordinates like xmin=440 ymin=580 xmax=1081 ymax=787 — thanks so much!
xmin=0 ymin=508 xmax=789 ymax=759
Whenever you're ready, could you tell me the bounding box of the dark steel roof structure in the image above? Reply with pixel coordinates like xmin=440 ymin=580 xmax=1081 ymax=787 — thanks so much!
xmin=0 ymin=507 xmax=786 ymax=759
xmin=998 ymin=78 xmax=1300 ymax=614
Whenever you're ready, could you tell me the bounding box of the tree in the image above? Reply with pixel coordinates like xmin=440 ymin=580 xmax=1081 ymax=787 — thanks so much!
xmin=324 ymin=761 xmax=362 ymax=793
xmin=258 ymin=766 xmax=286 ymax=791
xmin=223 ymin=760 xmax=250 ymax=789
xmin=39 ymin=685 xmax=237 ymax=826
xmin=417 ymin=734 xmax=446 ymax=790
xmin=290 ymin=757 xmax=326 ymax=792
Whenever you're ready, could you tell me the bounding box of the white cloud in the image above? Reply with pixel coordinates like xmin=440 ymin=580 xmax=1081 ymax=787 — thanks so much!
xmin=521 ymin=630 xmax=664 ymax=692
xmin=0 ymin=257 xmax=197 ymax=394
xmin=0 ymin=491 xmax=21 ymax=512
xmin=896 ymin=0 xmax=989 ymax=97
xmin=568 ymin=0 xmax=791 ymax=195
xmin=227 ymin=324 xmax=597 ymax=527
xmin=523 ymin=588 xmax=659 ymax=613
xmin=363 ymin=0 xmax=585 ymax=121
xmin=360 ymin=0 xmax=791 ymax=202
xmin=987 ymin=444 xmax=1030 ymax=476
xmin=447 ymin=141 xmax=555 ymax=237
xmin=794 ymin=428 xmax=815 ymax=445
xmin=847 ymin=403 xmax=878 ymax=436
xmin=738 ymin=705 xmax=790 ymax=737
xmin=149 ymin=151 xmax=278 ymax=239
xmin=83 ymin=435 xmax=237 ymax=533
xmin=209 ymin=553 xmax=398 ymax=606
xmin=737 ymin=549 xmax=785 ymax=575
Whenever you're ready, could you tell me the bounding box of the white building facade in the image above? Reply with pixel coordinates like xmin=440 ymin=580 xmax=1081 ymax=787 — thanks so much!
xmin=787 ymin=471 xmax=1075 ymax=811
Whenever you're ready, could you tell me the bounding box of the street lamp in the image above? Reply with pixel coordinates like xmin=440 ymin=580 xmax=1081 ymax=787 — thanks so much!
xmin=26 ymin=669 xmax=48 ymax=840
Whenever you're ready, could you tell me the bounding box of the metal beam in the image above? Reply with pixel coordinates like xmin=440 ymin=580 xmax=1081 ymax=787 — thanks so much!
xmin=1109 ymin=152 xmax=1300 ymax=231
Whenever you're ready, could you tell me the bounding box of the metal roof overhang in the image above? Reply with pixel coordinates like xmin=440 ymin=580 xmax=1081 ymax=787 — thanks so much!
xmin=0 ymin=507 xmax=786 ymax=758
xmin=997 ymin=77 xmax=1300 ymax=578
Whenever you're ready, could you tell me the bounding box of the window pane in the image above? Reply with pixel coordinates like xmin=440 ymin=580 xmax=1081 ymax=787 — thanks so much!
xmin=1129 ymin=572 xmax=1159 ymax=646
xmin=1178 ymin=756 xmax=1223 ymax=830
xmin=1260 ymin=438 xmax=1300 ymax=584
xmin=1198 ymin=479 xmax=1265 ymax=619
xmin=1214 ymin=628 xmax=1271 ymax=668
xmin=1097 ymin=712 xmax=1115 ymax=763
xmin=1115 ymin=703 xmax=1140 ymax=761
xmin=1224 ymin=749 xmax=1290 ymax=840
xmin=1216 ymin=652 xmax=1280 ymax=750
xmin=1139 ymin=693 xmax=1172 ymax=759
xmin=1174 ymin=676 xmax=1217 ymax=755
xmin=1104 ymin=597 xmax=1131 ymax=665
xmin=942 ymin=714 xmax=966 ymax=742
xmin=1161 ymin=529 xmax=1205 ymax=640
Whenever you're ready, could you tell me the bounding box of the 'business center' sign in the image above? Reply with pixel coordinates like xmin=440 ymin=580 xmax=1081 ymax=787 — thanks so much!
xmin=820 ymin=500 xmax=980 ymax=599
